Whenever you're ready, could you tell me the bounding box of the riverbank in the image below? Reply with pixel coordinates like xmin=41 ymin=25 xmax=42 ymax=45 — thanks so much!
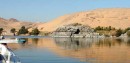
xmin=3 ymin=35 xmax=50 ymax=38
xmin=2 ymin=35 xmax=130 ymax=40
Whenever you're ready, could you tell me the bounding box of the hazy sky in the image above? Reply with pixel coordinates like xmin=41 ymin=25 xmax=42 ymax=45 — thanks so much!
xmin=0 ymin=0 xmax=130 ymax=22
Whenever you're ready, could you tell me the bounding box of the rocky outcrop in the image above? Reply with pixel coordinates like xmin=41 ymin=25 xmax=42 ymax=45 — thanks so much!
xmin=9 ymin=18 xmax=19 ymax=22
xmin=55 ymin=23 xmax=93 ymax=32
xmin=52 ymin=23 xmax=100 ymax=38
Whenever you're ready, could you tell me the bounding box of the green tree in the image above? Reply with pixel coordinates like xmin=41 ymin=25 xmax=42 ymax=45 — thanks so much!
xmin=127 ymin=31 xmax=130 ymax=37
xmin=115 ymin=29 xmax=123 ymax=37
xmin=18 ymin=26 xmax=28 ymax=35
xmin=10 ymin=28 xmax=16 ymax=36
xmin=124 ymin=27 xmax=130 ymax=33
xmin=108 ymin=26 xmax=112 ymax=31
xmin=94 ymin=26 xmax=103 ymax=31
xmin=30 ymin=28 xmax=40 ymax=35
xmin=0 ymin=28 xmax=3 ymax=35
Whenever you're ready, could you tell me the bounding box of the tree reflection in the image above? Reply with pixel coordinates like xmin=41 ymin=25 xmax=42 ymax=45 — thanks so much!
xmin=115 ymin=38 xmax=122 ymax=45
xmin=55 ymin=38 xmax=130 ymax=49
xmin=32 ymin=38 xmax=39 ymax=45
xmin=127 ymin=39 xmax=130 ymax=46
xmin=95 ymin=38 xmax=114 ymax=48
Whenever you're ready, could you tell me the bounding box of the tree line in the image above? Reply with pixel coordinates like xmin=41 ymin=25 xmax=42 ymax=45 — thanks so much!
xmin=0 ymin=26 xmax=40 ymax=36
xmin=94 ymin=26 xmax=115 ymax=31
xmin=94 ymin=26 xmax=130 ymax=37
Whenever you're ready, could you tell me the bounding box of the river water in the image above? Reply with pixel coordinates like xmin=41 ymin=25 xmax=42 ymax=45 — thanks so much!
xmin=7 ymin=37 xmax=130 ymax=63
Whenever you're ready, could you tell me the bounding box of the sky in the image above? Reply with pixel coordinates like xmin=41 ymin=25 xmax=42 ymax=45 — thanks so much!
xmin=0 ymin=0 xmax=130 ymax=22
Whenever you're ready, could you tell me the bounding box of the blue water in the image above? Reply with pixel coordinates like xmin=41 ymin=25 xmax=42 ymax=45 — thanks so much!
xmin=8 ymin=37 xmax=130 ymax=63
xmin=14 ymin=48 xmax=87 ymax=63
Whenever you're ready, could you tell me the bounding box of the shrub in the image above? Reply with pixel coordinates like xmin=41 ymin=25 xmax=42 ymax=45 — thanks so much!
xmin=18 ymin=26 xmax=28 ymax=35
xmin=10 ymin=28 xmax=16 ymax=35
xmin=115 ymin=29 xmax=123 ymax=37
xmin=71 ymin=23 xmax=82 ymax=26
xmin=127 ymin=31 xmax=130 ymax=37
xmin=94 ymin=26 xmax=115 ymax=31
xmin=0 ymin=28 xmax=3 ymax=35
xmin=30 ymin=28 xmax=40 ymax=35
xmin=94 ymin=26 xmax=102 ymax=31
xmin=124 ymin=27 xmax=130 ymax=33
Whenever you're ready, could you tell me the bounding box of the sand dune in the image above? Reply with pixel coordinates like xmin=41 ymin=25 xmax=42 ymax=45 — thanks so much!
xmin=38 ymin=8 xmax=130 ymax=32
xmin=1 ymin=8 xmax=130 ymax=33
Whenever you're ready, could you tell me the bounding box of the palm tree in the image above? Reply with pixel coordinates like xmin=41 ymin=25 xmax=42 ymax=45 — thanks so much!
xmin=10 ymin=28 xmax=16 ymax=36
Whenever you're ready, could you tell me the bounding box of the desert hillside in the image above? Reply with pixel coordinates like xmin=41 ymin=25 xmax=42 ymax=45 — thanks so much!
xmin=38 ymin=8 xmax=130 ymax=32
xmin=0 ymin=17 xmax=42 ymax=34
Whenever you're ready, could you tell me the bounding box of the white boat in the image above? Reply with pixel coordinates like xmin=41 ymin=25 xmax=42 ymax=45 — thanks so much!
xmin=0 ymin=43 xmax=21 ymax=63
xmin=0 ymin=38 xmax=26 ymax=43
xmin=0 ymin=37 xmax=25 ymax=63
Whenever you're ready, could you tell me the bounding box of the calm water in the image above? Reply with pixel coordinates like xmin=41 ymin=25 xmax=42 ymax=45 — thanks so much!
xmin=7 ymin=37 xmax=130 ymax=63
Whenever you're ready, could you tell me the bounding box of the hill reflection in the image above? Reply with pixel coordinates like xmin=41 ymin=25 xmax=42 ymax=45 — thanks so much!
xmin=8 ymin=38 xmax=130 ymax=63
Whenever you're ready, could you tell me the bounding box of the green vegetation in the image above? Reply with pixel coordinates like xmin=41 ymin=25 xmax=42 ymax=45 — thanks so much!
xmin=10 ymin=28 xmax=16 ymax=36
xmin=124 ymin=27 xmax=130 ymax=33
xmin=70 ymin=23 xmax=82 ymax=26
xmin=0 ymin=28 xmax=3 ymax=35
xmin=94 ymin=26 xmax=116 ymax=37
xmin=94 ymin=26 xmax=130 ymax=37
xmin=127 ymin=31 xmax=130 ymax=37
xmin=94 ymin=26 xmax=103 ymax=31
xmin=1 ymin=25 xmax=130 ymax=37
xmin=94 ymin=26 xmax=115 ymax=32
xmin=18 ymin=26 xmax=28 ymax=35
xmin=30 ymin=28 xmax=40 ymax=35
xmin=115 ymin=29 xmax=123 ymax=37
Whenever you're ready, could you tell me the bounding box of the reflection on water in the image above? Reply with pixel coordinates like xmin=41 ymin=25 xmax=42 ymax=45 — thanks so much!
xmin=7 ymin=37 xmax=130 ymax=63
xmin=55 ymin=38 xmax=93 ymax=50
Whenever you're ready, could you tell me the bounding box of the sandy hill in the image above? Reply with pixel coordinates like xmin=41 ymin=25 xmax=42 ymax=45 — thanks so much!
xmin=0 ymin=17 xmax=42 ymax=34
xmin=38 ymin=8 xmax=130 ymax=32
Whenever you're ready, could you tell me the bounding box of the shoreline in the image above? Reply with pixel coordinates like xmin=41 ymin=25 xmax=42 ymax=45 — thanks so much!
xmin=2 ymin=35 xmax=130 ymax=39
